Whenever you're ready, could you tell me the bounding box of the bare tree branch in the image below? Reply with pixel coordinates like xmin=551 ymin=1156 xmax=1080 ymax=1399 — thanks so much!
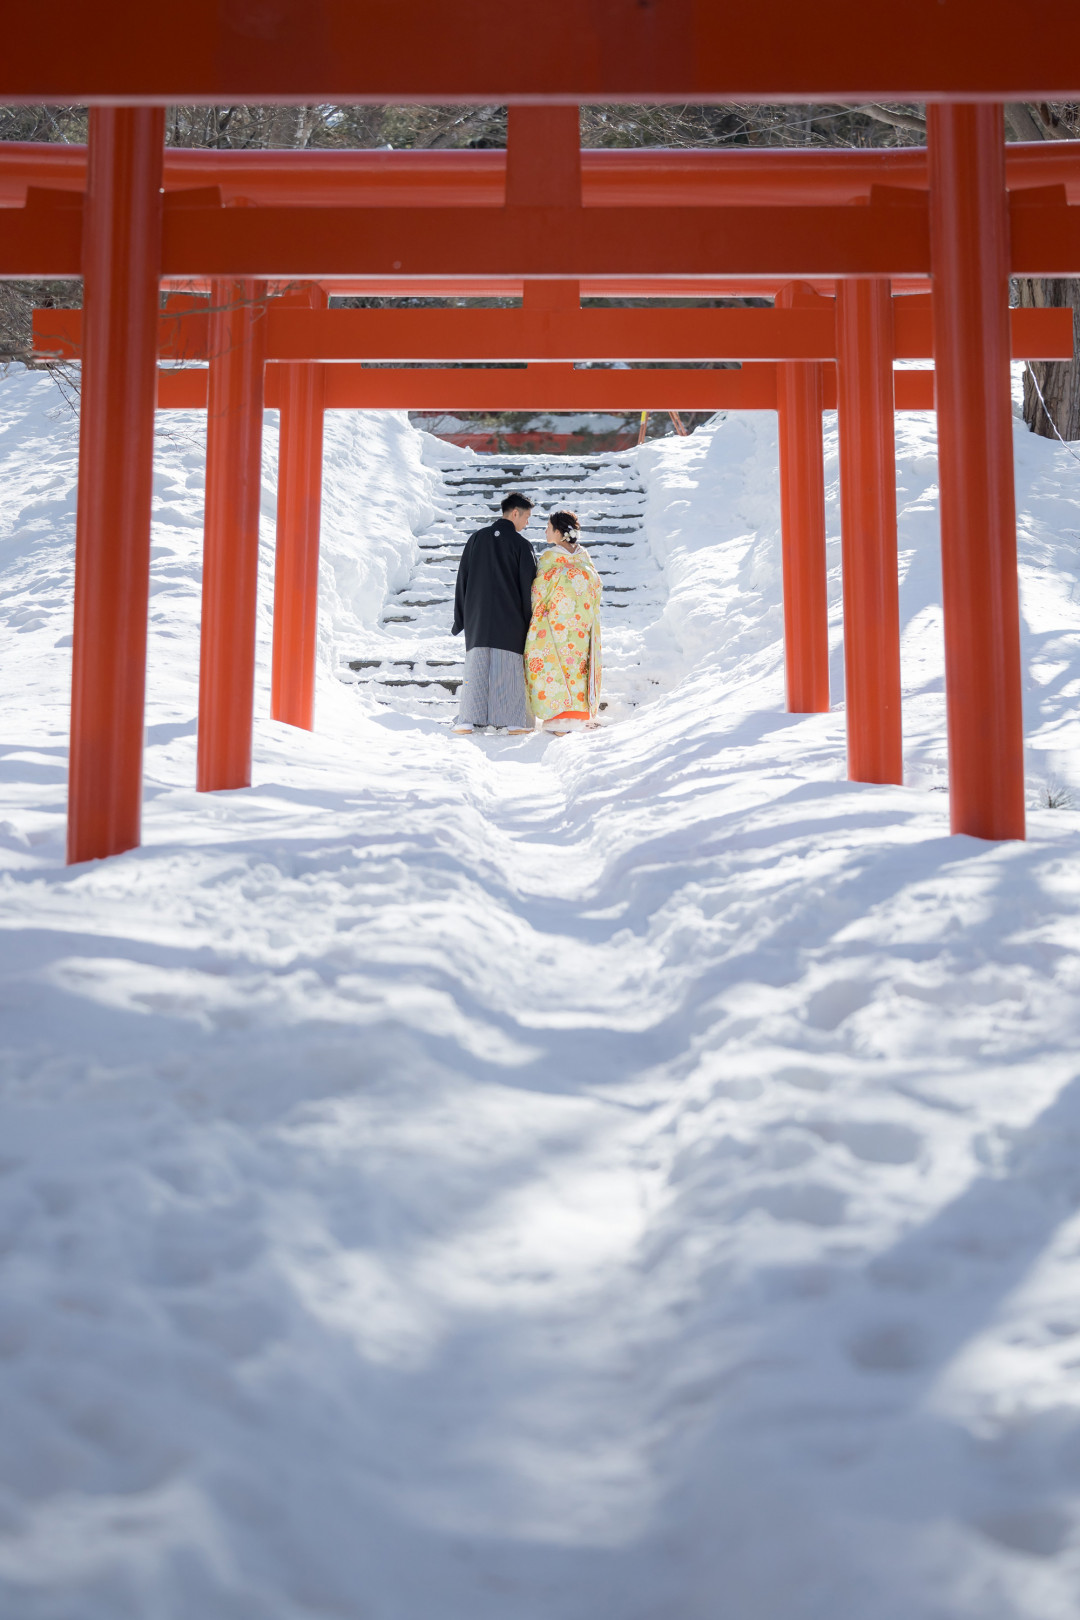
xmin=421 ymin=106 xmax=502 ymax=150
xmin=849 ymin=104 xmax=927 ymax=136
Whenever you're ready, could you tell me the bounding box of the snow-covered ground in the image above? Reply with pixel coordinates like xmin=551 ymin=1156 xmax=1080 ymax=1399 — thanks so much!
xmin=2 ymin=366 xmax=1080 ymax=1619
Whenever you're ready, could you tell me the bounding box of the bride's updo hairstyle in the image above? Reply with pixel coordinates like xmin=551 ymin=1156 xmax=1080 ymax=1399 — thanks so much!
xmin=549 ymin=510 xmax=581 ymax=544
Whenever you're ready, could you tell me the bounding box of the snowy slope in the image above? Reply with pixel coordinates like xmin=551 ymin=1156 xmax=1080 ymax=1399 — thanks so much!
xmin=1 ymin=367 xmax=1080 ymax=1619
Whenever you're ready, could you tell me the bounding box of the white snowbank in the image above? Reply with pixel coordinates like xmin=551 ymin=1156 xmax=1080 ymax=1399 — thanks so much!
xmin=0 ymin=371 xmax=440 ymax=782
xmin=318 ymin=407 xmax=439 ymax=648
xmin=2 ymin=367 xmax=1080 ymax=1619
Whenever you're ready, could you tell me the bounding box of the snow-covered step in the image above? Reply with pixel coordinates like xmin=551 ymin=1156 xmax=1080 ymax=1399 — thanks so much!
xmin=343 ymin=447 xmax=665 ymax=721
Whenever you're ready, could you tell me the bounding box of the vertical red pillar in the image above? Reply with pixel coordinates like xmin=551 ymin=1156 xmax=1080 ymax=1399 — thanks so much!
xmin=505 ymin=105 xmax=581 ymax=208
xmin=507 ymin=106 xmax=581 ymax=318
xmin=67 ymin=107 xmax=164 ymax=864
xmin=835 ymin=279 xmax=903 ymax=784
xmin=271 ymin=287 xmax=327 ymax=731
xmin=928 ymin=105 xmax=1024 ymax=840
xmin=197 ymin=278 xmax=268 ymax=791
xmin=775 ymin=282 xmax=830 ymax=713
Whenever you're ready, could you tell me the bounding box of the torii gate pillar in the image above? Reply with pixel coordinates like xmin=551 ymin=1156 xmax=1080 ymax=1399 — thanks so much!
xmin=197 ymin=278 xmax=268 ymax=791
xmin=67 ymin=107 xmax=164 ymax=863
xmin=775 ymin=282 xmax=830 ymax=713
xmin=271 ymin=286 xmax=327 ymax=732
xmin=928 ymin=104 xmax=1025 ymax=840
xmin=836 ymin=278 xmax=903 ymax=784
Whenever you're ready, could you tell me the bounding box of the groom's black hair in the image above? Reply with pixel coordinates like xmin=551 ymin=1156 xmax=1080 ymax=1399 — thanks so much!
xmin=500 ymin=492 xmax=534 ymax=514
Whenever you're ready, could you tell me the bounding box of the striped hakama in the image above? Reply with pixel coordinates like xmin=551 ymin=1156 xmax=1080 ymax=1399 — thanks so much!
xmin=455 ymin=646 xmax=533 ymax=731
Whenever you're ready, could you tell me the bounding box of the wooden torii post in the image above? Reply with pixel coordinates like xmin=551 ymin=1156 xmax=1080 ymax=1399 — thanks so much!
xmin=930 ymin=105 xmax=1022 ymax=841
xmin=272 ymin=286 xmax=328 ymax=734
xmin=775 ymin=281 xmax=830 ymax=717
xmin=67 ymin=108 xmax=164 ymax=867
xmin=836 ymin=278 xmax=904 ymax=785
xmin=197 ymin=274 xmax=267 ymax=793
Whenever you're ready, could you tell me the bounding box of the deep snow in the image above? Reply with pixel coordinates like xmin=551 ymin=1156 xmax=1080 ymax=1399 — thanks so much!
xmin=1 ymin=367 xmax=1080 ymax=1618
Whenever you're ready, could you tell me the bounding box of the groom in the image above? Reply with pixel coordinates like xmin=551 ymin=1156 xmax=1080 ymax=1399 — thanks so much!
xmin=451 ymin=492 xmax=537 ymax=734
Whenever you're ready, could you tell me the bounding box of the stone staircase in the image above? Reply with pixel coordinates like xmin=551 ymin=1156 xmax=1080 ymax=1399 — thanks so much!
xmin=342 ymin=447 xmax=665 ymax=721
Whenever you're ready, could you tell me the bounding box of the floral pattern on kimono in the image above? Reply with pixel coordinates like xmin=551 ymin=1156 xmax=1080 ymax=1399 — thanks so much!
xmin=523 ymin=545 xmax=603 ymax=721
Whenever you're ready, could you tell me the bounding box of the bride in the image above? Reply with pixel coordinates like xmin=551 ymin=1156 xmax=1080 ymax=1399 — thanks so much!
xmin=523 ymin=510 xmax=603 ymax=733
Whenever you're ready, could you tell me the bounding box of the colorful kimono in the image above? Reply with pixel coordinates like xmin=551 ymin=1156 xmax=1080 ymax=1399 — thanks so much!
xmin=523 ymin=545 xmax=603 ymax=722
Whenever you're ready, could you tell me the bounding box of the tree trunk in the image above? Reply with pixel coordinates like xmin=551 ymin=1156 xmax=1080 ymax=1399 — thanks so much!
xmin=1015 ymin=278 xmax=1080 ymax=441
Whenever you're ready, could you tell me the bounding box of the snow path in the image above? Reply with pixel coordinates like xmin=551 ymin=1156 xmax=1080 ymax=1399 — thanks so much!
xmin=2 ymin=371 xmax=1080 ymax=1617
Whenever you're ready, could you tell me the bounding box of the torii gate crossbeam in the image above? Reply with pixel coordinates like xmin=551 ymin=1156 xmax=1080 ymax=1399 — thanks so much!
xmin=32 ymin=299 xmax=1072 ymax=366
xmin=9 ymin=189 xmax=1080 ymax=280
xmin=2 ymin=0 xmax=1080 ymax=103
xmin=6 ymin=141 xmax=1080 ymax=209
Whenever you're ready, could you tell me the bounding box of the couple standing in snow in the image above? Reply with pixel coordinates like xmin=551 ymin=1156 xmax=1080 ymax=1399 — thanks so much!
xmin=450 ymin=491 xmax=603 ymax=736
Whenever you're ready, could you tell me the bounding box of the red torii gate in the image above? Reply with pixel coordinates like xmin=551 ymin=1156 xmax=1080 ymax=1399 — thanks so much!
xmin=34 ymin=283 xmax=1070 ymax=762
xmin=2 ymin=42 xmax=1077 ymax=853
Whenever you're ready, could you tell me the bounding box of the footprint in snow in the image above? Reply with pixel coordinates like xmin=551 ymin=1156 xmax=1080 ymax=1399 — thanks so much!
xmin=775 ymin=1064 xmax=833 ymax=1092
xmin=750 ymin=1181 xmax=848 ymax=1228
xmin=975 ymin=1507 xmax=1072 ymax=1560
xmin=847 ymin=1320 xmax=926 ymax=1373
xmin=807 ymin=1118 xmax=923 ymax=1166
xmin=805 ymin=978 xmax=877 ymax=1031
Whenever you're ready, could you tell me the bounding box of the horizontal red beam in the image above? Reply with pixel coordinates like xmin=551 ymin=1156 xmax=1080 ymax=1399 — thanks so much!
xmin=889 ymin=372 xmax=935 ymax=412
xmin=5 ymin=142 xmax=1080 ymax=210
xmin=150 ymin=196 xmax=1080 ymax=282
xmin=3 ymin=2 xmax=1080 ymax=103
xmin=164 ymin=278 xmax=933 ymax=298
xmin=151 ymin=200 xmax=935 ymax=281
xmin=37 ymin=302 xmax=1073 ymax=365
xmin=44 ymin=305 xmax=843 ymax=363
xmin=154 ymin=364 xmax=944 ymax=412
xmin=158 ymin=370 xmax=212 ymax=409
xmin=271 ymin=302 xmax=1070 ymax=362
xmin=274 ymin=306 xmax=841 ymax=362
xmin=299 ymin=365 xmax=782 ymax=411
xmin=893 ymin=300 xmax=1070 ymax=359
xmin=0 ymin=190 xmax=83 ymax=277
xmin=1 ymin=193 xmax=930 ymax=281
xmin=10 ymin=190 xmax=1080 ymax=282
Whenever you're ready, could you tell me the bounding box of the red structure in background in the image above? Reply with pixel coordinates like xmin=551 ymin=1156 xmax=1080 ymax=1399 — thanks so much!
xmin=775 ymin=282 xmax=829 ymax=716
xmin=34 ymin=289 xmax=1069 ymax=819
xmin=836 ymin=279 xmax=903 ymax=786
xmin=197 ymin=278 xmax=268 ymax=792
xmin=272 ymin=287 xmax=328 ymax=734
xmin=68 ymin=108 xmax=163 ymax=865
xmin=929 ymin=104 xmax=1025 ymax=844
xmin=4 ymin=11 xmax=1080 ymax=856
xmin=44 ymin=293 xmax=1070 ymax=366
